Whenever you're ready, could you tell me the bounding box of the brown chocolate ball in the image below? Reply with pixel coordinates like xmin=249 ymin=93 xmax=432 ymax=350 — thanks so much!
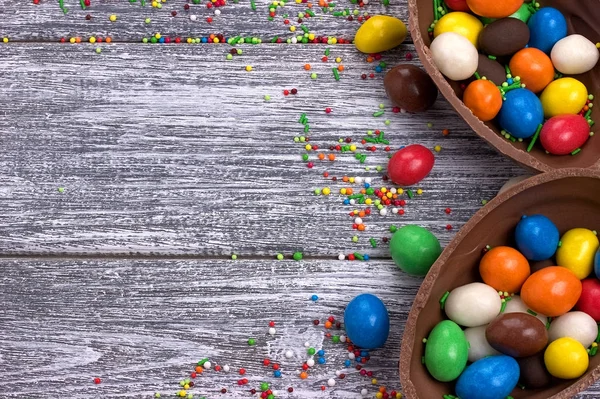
xmin=384 ymin=64 xmax=438 ymax=112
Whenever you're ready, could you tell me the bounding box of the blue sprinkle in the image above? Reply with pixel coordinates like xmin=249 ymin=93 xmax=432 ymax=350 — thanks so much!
xmin=158 ymin=37 xmax=165 ymax=43
xmin=344 ymin=359 xmax=351 ymax=367
xmin=363 ymin=254 xmax=370 ymax=261
xmin=356 ymin=356 xmax=362 ymax=362
xmin=364 ymin=183 xmax=370 ymax=189
xmin=360 ymin=350 xmax=369 ymax=357
xmin=375 ymin=66 xmax=382 ymax=73
xmin=274 ymin=370 xmax=282 ymax=378
xmin=507 ymin=78 xmax=513 ymax=85
xmin=311 ymin=294 xmax=319 ymax=301
xmin=318 ymin=357 xmax=326 ymax=364
xmin=343 ymin=199 xmax=350 ymax=205
xmin=201 ymin=37 xmax=208 ymax=43
xmin=317 ymin=350 xmax=325 ymax=356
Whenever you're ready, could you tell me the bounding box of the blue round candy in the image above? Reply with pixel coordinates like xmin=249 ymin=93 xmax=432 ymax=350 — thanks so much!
xmin=515 ymin=214 xmax=560 ymax=261
xmin=594 ymin=247 xmax=600 ymax=278
xmin=455 ymin=355 xmax=520 ymax=399
xmin=527 ymin=7 xmax=567 ymax=54
xmin=344 ymin=293 xmax=390 ymax=349
xmin=498 ymin=89 xmax=544 ymax=139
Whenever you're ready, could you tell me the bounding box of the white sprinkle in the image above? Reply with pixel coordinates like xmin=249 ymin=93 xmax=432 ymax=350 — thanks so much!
xmin=307 ymin=358 xmax=315 ymax=367
xmin=349 ymin=199 xmax=356 ymax=205
xmin=268 ymin=327 xmax=276 ymax=335
xmin=392 ymin=208 xmax=399 ymax=214
xmin=335 ymin=370 xmax=341 ymax=376
xmin=340 ymin=335 xmax=347 ymax=342
xmin=203 ymin=361 xmax=212 ymax=370
xmin=379 ymin=208 xmax=387 ymax=216
xmin=190 ymin=14 xmax=197 ymax=21
xmin=304 ymin=342 xmax=310 ymax=348
xmin=214 ymin=9 xmax=221 ymax=15
xmin=354 ymin=217 xmax=363 ymax=225
xmin=223 ymin=365 xmax=230 ymax=372
xmin=285 ymin=350 xmax=294 ymax=359
xmin=361 ymin=388 xmax=368 ymax=396
xmin=354 ymin=176 xmax=363 ymax=184
xmin=390 ymin=188 xmax=397 ymax=194
xmin=328 ymin=378 xmax=336 ymax=387
xmin=291 ymin=37 xmax=297 ymax=44
xmin=348 ymin=353 xmax=355 ymax=360
xmin=365 ymin=177 xmax=372 ymax=184
xmin=338 ymin=254 xmax=345 ymax=261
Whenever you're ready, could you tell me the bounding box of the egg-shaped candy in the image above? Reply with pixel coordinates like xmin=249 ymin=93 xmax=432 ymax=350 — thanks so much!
xmin=544 ymin=337 xmax=589 ymax=379
xmin=551 ymin=34 xmax=600 ymax=75
xmin=389 ymin=225 xmax=441 ymax=276
xmin=434 ymin=12 xmax=484 ymax=48
xmin=548 ymin=311 xmax=598 ymax=348
xmin=464 ymin=325 xmax=501 ymax=362
xmin=424 ymin=320 xmax=469 ymax=382
xmin=476 ymin=54 xmax=507 ymax=85
xmin=596 ymin=247 xmax=600 ymax=277
xmin=486 ymin=313 xmax=548 ymax=357
xmin=455 ymin=355 xmax=520 ymax=399
xmin=466 ymin=0 xmax=523 ymax=19
xmin=508 ymin=3 xmax=532 ymax=23
xmin=445 ymin=282 xmax=502 ymax=327
xmin=517 ymin=353 xmax=553 ymax=389
xmin=444 ymin=0 xmax=469 ymax=11
xmin=540 ymin=115 xmax=591 ymax=155
xmin=479 ymin=246 xmax=530 ymax=293
xmin=430 ymin=32 xmax=479 ymax=81
xmin=521 ymin=266 xmax=582 ymax=317
xmin=509 ymin=48 xmax=554 ymax=93
xmin=463 ymin=79 xmax=503 ymax=121
xmin=527 ymin=7 xmax=567 ymax=54
xmin=556 ymin=228 xmax=600 ymax=280
xmin=575 ymin=279 xmax=600 ymax=322
xmin=503 ymin=295 xmax=548 ymax=325
xmin=540 ymin=77 xmax=588 ymax=118
xmin=387 ymin=144 xmax=435 ymax=186
xmin=479 ymin=18 xmax=530 ymax=57
xmin=384 ymin=65 xmax=438 ymax=113
xmin=498 ymin=88 xmax=544 ymax=139
xmin=344 ymin=293 xmax=389 ymax=349
xmin=515 ymin=214 xmax=559 ymax=261
xmin=354 ymin=15 xmax=407 ymax=54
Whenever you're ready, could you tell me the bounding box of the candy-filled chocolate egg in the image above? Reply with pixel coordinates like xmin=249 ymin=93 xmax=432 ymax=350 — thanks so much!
xmin=445 ymin=282 xmax=502 ymax=327
xmin=479 ymin=246 xmax=530 ymax=293
xmin=434 ymin=12 xmax=483 ymax=47
xmin=464 ymin=325 xmax=501 ymax=362
xmin=479 ymin=18 xmax=529 ymax=56
xmin=540 ymin=77 xmax=588 ymax=118
xmin=344 ymin=293 xmax=390 ymax=349
xmin=521 ymin=266 xmax=582 ymax=317
xmin=503 ymin=295 xmax=548 ymax=325
xmin=455 ymin=355 xmax=520 ymax=399
xmin=527 ymin=7 xmax=567 ymax=54
xmin=387 ymin=144 xmax=434 ymax=186
xmin=486 ymin=313 xmax=548 ymax=357
xmin=551 ymin=34 xmax=600 ymax=75
xmin=430 ymin=32 xmax=479 ymax=80
xmin=556 ymin=228 xmax=600 ymax=280
xmin=476 ymin=54 xmax=506 ymax=85
xmin=389 ymin=225 xmax=441 ymax=276
xmin=509 ymin=47 xmax=554 ymax=94
xmin=548 ymin=311 xmax=598 ymax=348
xmin=383 ymin=65 xmax=438 ymax=113
xmin=544 ymin=337 xmax=589 ymax=379
xmin=354 ymin=15 xmax=407 ymax=54
xmin=498 ymin=88 xmax=544 ymax=139
xmin=424 ymin=320 xmax=469 ymax=382
xmin=466 ymin=0 xmax=523 ymax=19
xmin=515 ymin=214 xmax=559 ymax=261
xmin=540 ymin=115 xmax=591 ymax=155
xmin=517 ymin=353 xmax=553 ymax=389
xmin=576 ymin=278 xmax=600 ymax=322
xmin=463 ymin=79 xmax=502 ymax=122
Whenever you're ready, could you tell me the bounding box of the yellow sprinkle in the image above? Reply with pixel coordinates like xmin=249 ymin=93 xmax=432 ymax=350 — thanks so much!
xmin=290 ymin=26 xmax=296 ymax=32
xmin=187 ymin=37 xmax=193 ymax=43
xmin=416 ymin=189 xmax=423 ymax=195
xmin=89 ymin=36 xmax=96 ymax=44
xmin=592 ymin=342 xmax=598 ymax=347
xmin=154 ymin=33 xmax=161 ymax=39
xmin=151 ymin=0 xmax=158 ymax=6
xmin=365 ymin=198 xmax=372 ymax=205
xmin=376 ymin=393 xmax=383 ymax=399
xmin=330 ymin=37 xmax=337 ymax=44
xmin=397 ymin=188 xmax=404 ymax=195
xmin=178 ymin=390 xmax=186 ymax=397
xmin=335 ymin=57 xmax=342 ymax=63
xmin=322 ymin=187 xmax=331 ymax=196
xmin=596 ymin=42 xmax=600 ymax=49
xmin=434 ymin=145 xmax=442 ymax=152
xmin=184 ymin=384 xmax=189 ymax=390
xmin=381 ymin=187 xmax=387 ymax=193
xmin=371 ymin=378 xmax=378 ymax=385
xmin=69 ymin=37 xmax=76 ymax=44
xmin=308 ymin=33 xmax=315 ymax=40
xmin=340 ymin=188 xmax=347 ymax=195
xmin=109 ymin=14 xmax=117 ymax=22
xmin=396 ymin=394 xmax=403 ymax=399
xmin=2 ymin=37 xmax=8 ymax=43
xmin=350 ymin=144 xmax=357 ymax=151
xmin=245 ymin=65 xmax=253 ymax=72
xmin=386 ymin=192 xmax=393 ymax=198
xmin=349 ymin=177 xmax=355 ymax=183
xmin=353 ymin=210 xmax=359 ymax=215
xmin=213 ymin=37 xmax=219 ymax=43
xmin=305 ymin=144 xmax=312 ymax=151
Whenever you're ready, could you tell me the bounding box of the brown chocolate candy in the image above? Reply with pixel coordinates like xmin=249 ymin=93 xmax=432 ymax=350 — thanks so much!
xmin=486 ymin=312 xmax=548 ymax=358
xmin=518 ymin=353 xmax=554 ymax=389
xmin=384 ymin=64 xmax=438 ymax=112
xmin=479 ymin=18 xmax=530 ymax=57
xmin=477 ymin=54 xmax=507 ymax=85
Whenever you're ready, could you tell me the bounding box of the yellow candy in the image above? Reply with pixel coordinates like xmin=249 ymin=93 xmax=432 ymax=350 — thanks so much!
xmin=544 ymin=337 xmax=589 ymax=379
xmin=433 ymin=12 xmax=483 ymax=48
xmin=354 ymin=15 xmax=407 ymax=54
xmin=556 ymin=228 xmax=599 ymax=279
xmin=540 ymin=77 xmax=588 ymax=118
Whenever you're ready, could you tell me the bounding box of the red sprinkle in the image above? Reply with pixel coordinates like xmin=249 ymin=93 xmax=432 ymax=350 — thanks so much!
xmin=239 ymin=368 xmax=246 ymax=375
xmin=93 ymin=378 xmax=101 ymax=384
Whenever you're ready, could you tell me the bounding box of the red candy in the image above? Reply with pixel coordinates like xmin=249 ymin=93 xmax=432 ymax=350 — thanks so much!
xmin=387 ymin=144 xmax=435 ymax=186
xmin=540 ymin=114 xmax=591 ymax=155
xmin=575 ymin=278 xmax=600 ymax=322
xmin=444 ymin=0 xmax=469 ymax=11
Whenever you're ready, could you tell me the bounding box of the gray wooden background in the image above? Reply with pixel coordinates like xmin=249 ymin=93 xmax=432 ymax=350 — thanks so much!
xmin=0 ymin=1 xmax=597 ymax=398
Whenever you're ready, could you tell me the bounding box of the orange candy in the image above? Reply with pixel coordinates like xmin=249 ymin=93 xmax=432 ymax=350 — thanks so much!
xmin=521 ymin=266 xmax=582 ymax=317
xmin=509 ymin=48 xmax=555 ymax=93
xmin=466 ymin=0 xmax=523 ymax=18
xmin=479 ymin=246 xmax=530 ymax=293
xmin=463 ymin=79 xmax=503 ymax=121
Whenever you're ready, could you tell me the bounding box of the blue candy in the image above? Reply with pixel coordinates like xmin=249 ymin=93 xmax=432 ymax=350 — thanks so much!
xmin=344 ymin=359 xmax=351 ymax=367
xmin=527 ymin=7 xmax=567 ymax=54
xmin=515 ymin=214 xmax=560 ymax=261
xmin=344 ymin=293 xmax=389 ymax=349
xmin=594 ymin=247 xmax=600 ymax=278
xmin=455 ymin=355 xmax=520 ymax=399
xmin=498 ymin=89 xmax=544 ymax=139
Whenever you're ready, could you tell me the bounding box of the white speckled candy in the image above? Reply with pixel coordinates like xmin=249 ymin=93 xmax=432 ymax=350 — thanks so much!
xmin=549 ymin=311 xmax=599 ymax=348
xmin=464 ymin=325 xmax=501 ymax=362
xmin=445 ymin=282 xmax=502 ymax=327
xmin=551 ymin=34 xmax=600 ymax=75
xmin=430 ymin=32 xmax=479 ymax=81
xmin=503 ymin=295 xmax=547 ymax=326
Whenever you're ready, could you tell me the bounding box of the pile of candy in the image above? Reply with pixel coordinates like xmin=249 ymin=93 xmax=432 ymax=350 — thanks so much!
xmin=423 ymin=213 xmax=600 ymax=399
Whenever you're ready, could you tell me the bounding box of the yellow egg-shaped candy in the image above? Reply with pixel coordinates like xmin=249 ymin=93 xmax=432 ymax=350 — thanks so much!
xmin=544 ymin=337 xmax=589 ymax=379
xmin=354 ymin=15 xmax=407 ymax=54
xmin=433 ymin=12 xmax=483 ymax=48
xmin=540 ymin=77 xmax=588 ymax=118
xmin=556 ymin=228 xmax=599 ymax=279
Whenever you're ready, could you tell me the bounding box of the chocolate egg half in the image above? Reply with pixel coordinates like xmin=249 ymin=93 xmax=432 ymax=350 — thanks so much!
xmin=384 ymin=64 xmax=438 ymax=112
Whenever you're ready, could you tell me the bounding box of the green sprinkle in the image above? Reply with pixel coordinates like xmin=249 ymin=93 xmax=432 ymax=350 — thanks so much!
xmin=372 ymin=110 xmax=384 ymax=117
xmin=264 ymin=94 xmax=271 ymax=101
xmin=571 ymin=148 xmax=582 ymax=155
xmin=439 ymin=291 xmax=450 ymax=310
xmin=332 ymin=68 xmax=340 ymax=81
xmin=500 ymin=300 xmax=507 ymax=313
xmin=474 ymin=72 xmax=481 ymax=80
xmin=332 ymin=335 xmax=340 ymax=343
xmin=595 ymin=326 xmax=600 ymax=343
xmin=353 ymin=252 xmax=364 ymax=261
xmin=407 ymin=189 xmax=414 ymax=199
xmin=248 ymin=338 xmax=256 ymax=346
xmin=301 ymin=25 xmax=309 ymax=33
xmin=260 ymin=382 xmax=270 ymax=392
xmin=276 ymin=253 xmax=284 ymax=260
xmin=590 ymin=346 xmax=598 ymax=356
xmin=311 ymin=72 xmax=318 ymax=79
xmin=197 ymin=358 xmax=209 ymax=366
xmin=231 ymin=254 xmax=238 ymax=260
xmin=369 ymin=238 xmax=377 ymax=248
xmin=488 ymin=55 xmax=497 ymax=60
xmin=307 ymin=347 xmax=316 ymax=355
xmin=251 ymin=0 xmax=256 ymax=9
xmin=57 ymin=187 xmax=65 ymax=193
xmin=527 ymin=124 xmax=543 ymax=152
xmin=293 ymin=251 xmax=303 ymax=261
xmin=427 ymin=122 xmax=433 ymax=128
xmin=546 ymin=318 xmax=552 ymax=330
xmin=352 ymin=235 xmax=358 ymax=243
xmin=421 ymin=356 xmax=425 ymax=364
xmin=389 ymin=225 xmax=397 ymax=233
xmin=324 ymin=48 xmax=330 ymax=56
xmin=314 ymin=188 xmax=321 ymax=195
xmin=526 ymin=309 xmax=537 ymax=316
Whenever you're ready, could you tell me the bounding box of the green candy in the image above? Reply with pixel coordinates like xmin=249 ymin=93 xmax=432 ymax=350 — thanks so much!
xmin=424 ymin=320 xmax=469 ymax=382
xmin=389 ymin=225 xmax=441 ymax=276
xmin=480 ymin=3 xmax=532 ymax=25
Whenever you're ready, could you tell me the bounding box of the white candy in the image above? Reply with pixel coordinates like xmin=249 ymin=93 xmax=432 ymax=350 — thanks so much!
xmin=327 ymin=378 xmax=336 ymax=387
xmin=349 ymin=199 xmax=356 ymax=205
xmin=348 ymin=352 xmax=355 ymax=360
xmin=268 ymin=327 xmax=276 ymax=335
xmin=464 ymin=325 xmax=501 ymax=362
xmin=354 ymin=217 xmax=363 ymax=225
xmin=338 ymin=254 xmax=345 ymax=260
xmin=203 ymin=361 xmax=212 ymax=369
xmin=306 ymin=358 xmax=315 ymax=367
xmin=355 ymin=176 xmax=363 ymax=184
xmin=551 ymin=34 xmax=599 ymax=75
xmin=549 ymin=311 xmax=598 ymax=348
xmin=430 ymin=32 xmax=479 ymax=81
xmin=223 ymin=365 xmax=230 ymax=372
xmin=445 ymin=282 xmax=502 ymax=327
xmin=285 ymin=350 xmax=294 ymax=358
xmin=503 ymin=295 xmax=547 ymax=326
xmin=190 ymin=14 xmax=197 ymax=21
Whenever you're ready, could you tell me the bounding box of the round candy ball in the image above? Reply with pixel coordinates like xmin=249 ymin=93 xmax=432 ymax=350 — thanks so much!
xmin=433 ymin=12 xmax=484 ymax=48
xmin=387 ymin=144 xmax=434 ymax=186
xmin=424 ymin=320 xmax=469 ymax=382
xmin=455 ymin=355 xmax=520 ymax=399
xmin=527 ymin=7 xmax=567 ymax=54
xmin=544 ymin=337 xmax=589 ymax=379
xmin=479 ymin=246 xmax=530 ymax=293
xmin=389 ymin=225 xmax=441 ymax=276
xmin=548 ymin=311 xmax=598 ymax=348
xmin=515 ymin=214 xmax=559 ymax=261
xmin=466 ymin=0 xmax=523 ymax=19
xmin=430 ymin=32 xmax=479 ymax=81
xmin=540 ymin=77 xmax=589 ymax=118
xmin=509 ymin=48 xmax=554 ymax=94
xmin=343 ymin=293 xmax=390 ymax=349
xmin=556 ymin=228 xmax=600 ymax=280
xmin=575 ymin=278 xmax=600 ymax=322
xmin=551 ymin=34 xmax=600 ymax=75
xmin=354 ymin=15 xmax=407 ymax=54
xmin=464 ymin=325 xmax=501 ymax=363
xmin=445 ymin=282 xmax=502 ymax=327
xmin=463 ymin=79 xmax=503 ymax=122
xmin=383 ymin=65 xmax=438 ymax=113
xmin=521 ymin=266 xmax=582 ymax=317
xmin=540 ymin=115 xmax=591 ymax=155
xmin=444 ymin=0 xmax=469 ymax=11
xmin=498 ymin=88 xmax=544 ymax=139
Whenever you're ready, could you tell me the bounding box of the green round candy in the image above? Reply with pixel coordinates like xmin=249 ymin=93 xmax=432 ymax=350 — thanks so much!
xmin=389 ymin=225 xmax=441 ymax=276
xmin=293 ymin=251 xmax=303 ymax=261
xmin=424 ymin=320 xmax=469 ymax=382
xmin=509 ymin=3 xmax=532 ymax=23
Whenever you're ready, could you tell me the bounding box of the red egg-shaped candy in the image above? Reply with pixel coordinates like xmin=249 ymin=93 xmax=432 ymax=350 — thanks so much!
xmin=575 ymin=279 xmax=600 ymax=322
xmin=540 ymin=114 xmax=591 ymax=155
xmin=387 ymin=144 xmax=435 ymax=186
xmin=444 ymin=0 xmax=470 ymax=11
